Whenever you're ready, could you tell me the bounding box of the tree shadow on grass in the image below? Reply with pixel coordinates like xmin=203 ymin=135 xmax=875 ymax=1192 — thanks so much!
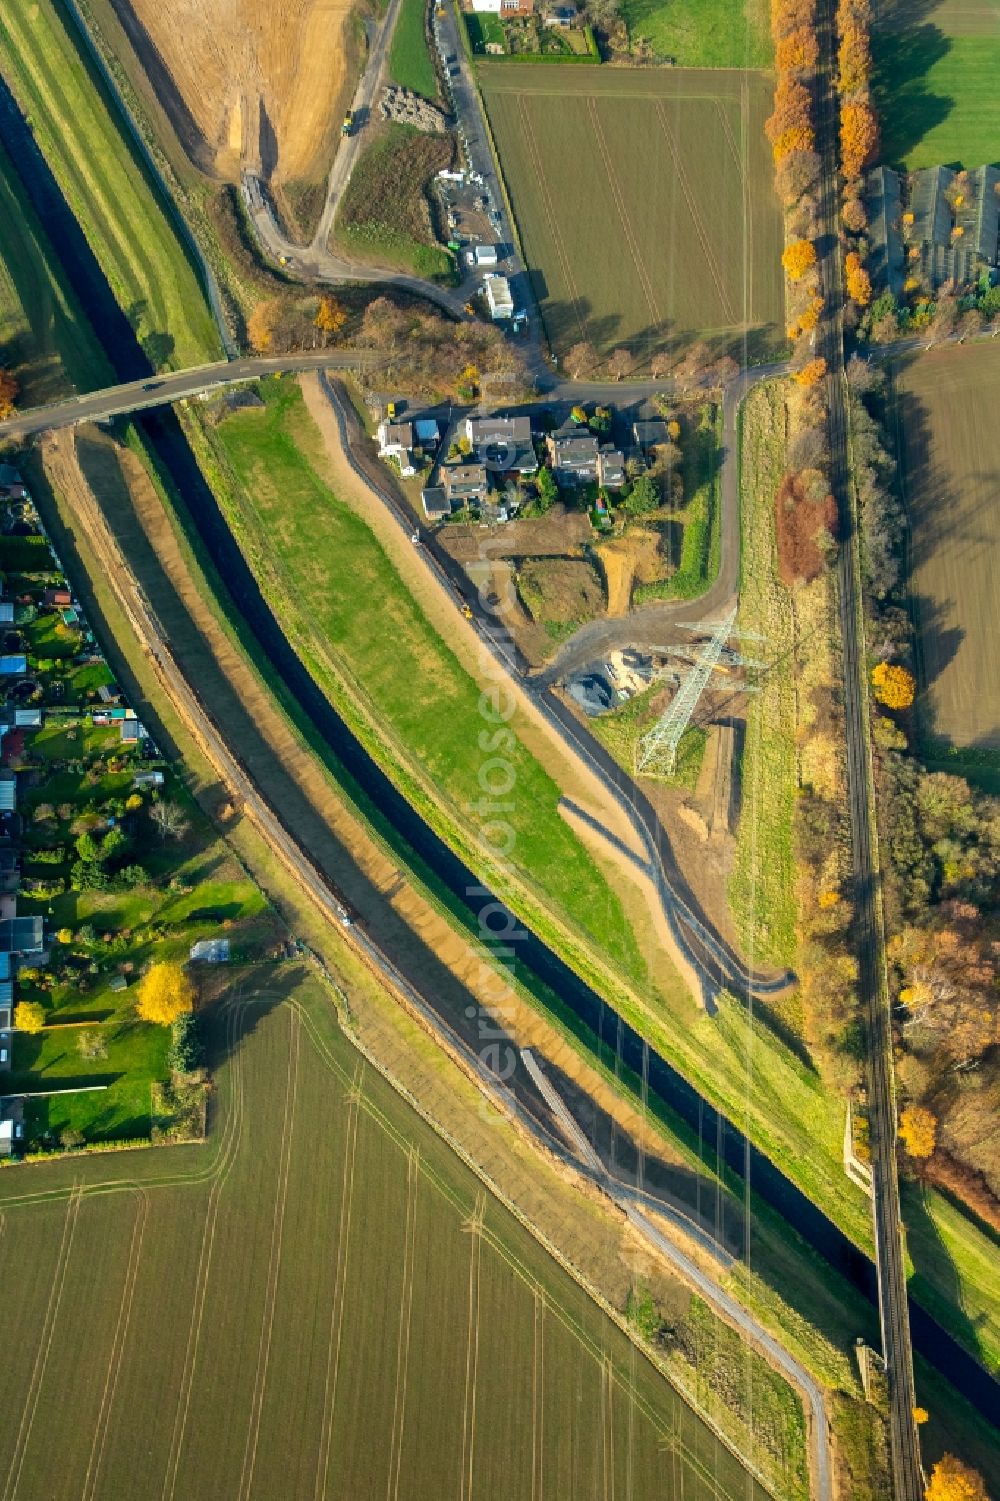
xmin=873 ymin=24 xmax=953 ymax=167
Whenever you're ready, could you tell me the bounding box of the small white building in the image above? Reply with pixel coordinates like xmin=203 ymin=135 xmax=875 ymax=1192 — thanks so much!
xmin=474 ymin=244 xmax=499 ymax=267
xmin=376 ymin=419 xmax=417 ymax=477
xmin=484 ymin=274 xmax=514 ymax=321
xmin=471 ymin=0 xmax=503 ymax=10
xmin=0 ymin=1119 xmax=13 ymax=1156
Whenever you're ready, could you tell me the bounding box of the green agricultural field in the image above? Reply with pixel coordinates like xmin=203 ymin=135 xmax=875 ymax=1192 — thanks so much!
xmin=0 ymin=972 xmax=768 ymax=1501
xmin=0 ymin=136 xmax=111 ymax=403
xmin=479 ymin=65 xmax=784 ymax=361
xmin=389 ymin=0 xmax=439 ymax=98
xmin=621 ymin=0 xmax=771 ymax=68
xmin=0 ymin=0 xmax=221 ymax=370
xmin=633 ymin=402 xmax=722 ymax=603
xmin=875 ymin=0 xmax=1000 ymax=168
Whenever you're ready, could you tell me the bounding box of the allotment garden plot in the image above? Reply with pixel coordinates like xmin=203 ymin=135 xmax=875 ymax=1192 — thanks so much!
xmin=480 ymin=66 xmax=783 ymax=360
xmin=894 ymin=342 xmax=1000 ymax=752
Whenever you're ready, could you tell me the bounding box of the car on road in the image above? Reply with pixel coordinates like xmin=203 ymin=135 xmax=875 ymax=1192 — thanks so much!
xmin=142 ymin=380 xmax=163 ymax=392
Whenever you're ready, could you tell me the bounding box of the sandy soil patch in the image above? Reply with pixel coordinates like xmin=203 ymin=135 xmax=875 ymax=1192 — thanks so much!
xmin=118 ymin=0 xmax=353 ymax=183
xmin=596 ymin=526 xmax=671 ymax=616
xmin=439 ymin=505 xmax=592 ymax=565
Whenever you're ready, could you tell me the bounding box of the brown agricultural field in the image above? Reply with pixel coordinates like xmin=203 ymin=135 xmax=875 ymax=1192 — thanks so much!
xmin=88 ymin=0 xmax=355 ymax=190
xmin=0 ymin=974 xmax=770 ymax=1501
xmin=479 ymin=65 xmax=784 ymax=362
xmin=893 ymin=342 xmax=1000 ymax=751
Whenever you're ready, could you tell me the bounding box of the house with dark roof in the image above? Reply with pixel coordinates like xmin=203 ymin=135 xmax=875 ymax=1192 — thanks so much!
xmin=597 ymin=448 xmax=626 ymax=490
xmin=420 ymin=486 xmax=452 ymax=522
xmin=0 ymin=915 xmax=44 ymax=955
xmin=465 ymin=414 xmax=537 ymax=476
xmin=632 ymin=419 xmax=669 ymax=454
xmin=546 ymin=428 xmax=599 ymax=484
xmin=376 ymin=420 xmax=416 ymax=477
xmin=442 ymin=463 xmax=489 ymax=505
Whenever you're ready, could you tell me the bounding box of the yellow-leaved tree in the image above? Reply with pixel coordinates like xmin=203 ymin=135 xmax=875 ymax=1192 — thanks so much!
xmin=314 ymin=295 xmax=348 ymax=341
xmin=782 ymin=238 xmax=817 ymax=280
xmin=872 ymin=661 xmax=916 ymax=710
xmin=924 ymin=1455 xmax=988 ymax=1501
xmin=0 ymin=368 xmax=20 ymax=421
xmin=899 ymin=1105 xmax=937 ymax=1159
xmin=247 ymin=299 xmax=278 ymax=354
xmin=14 ymin=1000 xmax=45 ymax=1033
xmin=136 ymin=961 xmax=194 ymax=1027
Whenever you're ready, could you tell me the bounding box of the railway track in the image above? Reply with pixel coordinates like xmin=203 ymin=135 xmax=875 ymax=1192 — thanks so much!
xmin=812 ymin=5 xmax=923 ymax=1494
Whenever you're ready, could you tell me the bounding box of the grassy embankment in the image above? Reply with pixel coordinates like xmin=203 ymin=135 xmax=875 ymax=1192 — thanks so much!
xmin=334 ymin=123 xmax=455 ymax=280
xmin=729 ymin=382 xmax=797 ymax=969
xmin=180 ymin=381 xmax=884 ymax=1256
xmin=0 ymin=972 xmax=774 ymax=1501
xmin=388 ymin=0 xmax=439 ymax=97
xmin=620 ymin=0 xmax=771 ymax=66
xmin=0 ymin=0 xmax=221 ymax=370
xmin=0 ymin=136 xmax=112 ymax=403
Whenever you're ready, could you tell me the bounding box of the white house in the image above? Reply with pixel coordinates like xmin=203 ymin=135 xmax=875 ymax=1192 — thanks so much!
xmin=484 ymin=274 xmax=514 ymax=321
xmin=376 ymin=420 xmax=417 ymax=477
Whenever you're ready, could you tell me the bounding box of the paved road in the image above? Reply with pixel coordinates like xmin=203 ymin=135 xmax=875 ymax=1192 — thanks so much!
xmin=813 ymin=4 xmax=923 ymax=1496
xmin=0 ymin=352 xmax=383 ymax=442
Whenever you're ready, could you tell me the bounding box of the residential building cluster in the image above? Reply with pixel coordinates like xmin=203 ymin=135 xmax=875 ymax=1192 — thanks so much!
xmin=866 ymin=164 xmax=1000 ymax=295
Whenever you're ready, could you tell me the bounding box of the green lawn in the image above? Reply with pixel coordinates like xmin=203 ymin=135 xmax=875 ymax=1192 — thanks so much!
xmin=388 ymin=0 xmax=438 ymax=97
xmin=620 ymin=0 xmax=771 ymax=68
xmin=874 ymin=0 xmax=1000 ymax=168
xmin=0 ymin=0 xmax=221 ymax=369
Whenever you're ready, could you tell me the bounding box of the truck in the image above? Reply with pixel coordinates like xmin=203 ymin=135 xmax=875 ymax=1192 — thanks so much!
xmin=342 ymin=111 xmax=354 ymax=136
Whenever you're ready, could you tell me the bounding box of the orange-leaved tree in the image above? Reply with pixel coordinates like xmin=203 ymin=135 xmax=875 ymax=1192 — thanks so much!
xmin=872 ymin=661 xmax=915 ymax=709
xmin=136 ymin=961 xmax=194 ymax=1026
xmin=0 ymin=367 xmax=20 ymax=421
xmin=795 ymin=357 xmax=827 ymax=387
xmin=247 ymin=299 xmax=278 ymax=353
xmin=782 ymin=238 xmax=817 ymax=280
xmin=766 ymin=77 xmax=813 ymax=146
xmin=924 ymin=1455 xmax=988 ymax=1501
xmin=777 ymin=26 xmax=819 ymax=71
xmin=840 ymin=98 xmax=879 ymax=178
xmin=845 ymin=251 xmax=872 ymax=305
xmin=899 ymin=1105 xmax=937 ymax=1159
xmin=315 ymin=295 xmax=348 ymax=340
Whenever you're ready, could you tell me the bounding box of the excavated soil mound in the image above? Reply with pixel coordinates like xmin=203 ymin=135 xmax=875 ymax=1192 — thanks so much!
xmin=112 ymin=0 xmax=353 ymax=183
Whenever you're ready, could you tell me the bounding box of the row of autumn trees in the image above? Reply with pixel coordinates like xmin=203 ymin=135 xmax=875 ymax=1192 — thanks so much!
xmin=848 ymin=362 xmax=1000 ymax=1236
xmin=836 ymin=0 xmax=878 ymax=316
xmin=765 ymin=0 xmax=837 ymax=587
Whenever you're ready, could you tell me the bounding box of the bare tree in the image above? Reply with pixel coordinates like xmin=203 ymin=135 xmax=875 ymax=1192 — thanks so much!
xmin=150 ymin=800 xmax=190 ymax=842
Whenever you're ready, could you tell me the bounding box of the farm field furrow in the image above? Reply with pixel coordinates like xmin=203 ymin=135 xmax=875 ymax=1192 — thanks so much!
xmin=0 ymin=975 xmax=767 ymax=1501
xmin=893 ymin=342 xmax=1000 ymax=755
xmin=0 ymin=0 xmax=221 ymax=370
xmin=479 ymin=65 xmax=784 ymax=361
